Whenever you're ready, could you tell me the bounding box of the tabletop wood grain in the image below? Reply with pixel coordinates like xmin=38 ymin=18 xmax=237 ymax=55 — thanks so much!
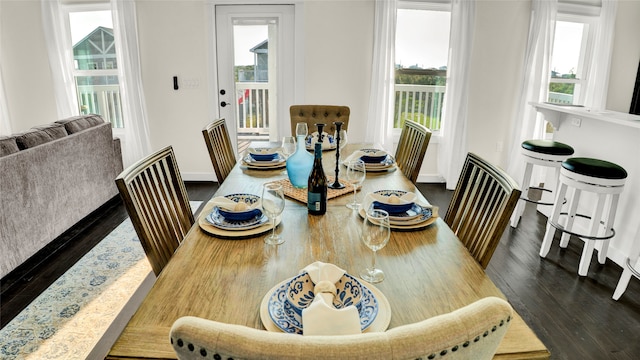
xmin=107 ymin=144 xmax=549 ymax=360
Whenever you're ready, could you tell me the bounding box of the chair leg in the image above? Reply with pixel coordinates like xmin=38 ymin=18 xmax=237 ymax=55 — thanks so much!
xmin=598 ymin=194 xmax=620 ymax=264
xmin=560 ymin=188 xmax=581 ymax=248
xmin=578 ymin=194 xmax=606 ymax=276
xmin=540 ymin=182 xmax=568 ymax=258
xmin=510 ymin=162 xmax=533 ymax=228
xmin=613 ymin=261 xmax=635 ymax=300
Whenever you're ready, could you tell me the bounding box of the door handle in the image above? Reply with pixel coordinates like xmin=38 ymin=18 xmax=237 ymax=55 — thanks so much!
xmin=220 ymin=101 xmax=230 ymax=107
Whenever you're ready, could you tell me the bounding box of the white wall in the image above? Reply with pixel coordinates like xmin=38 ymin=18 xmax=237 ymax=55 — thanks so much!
xmin=2 ymin=0 xmax=638 ymax=183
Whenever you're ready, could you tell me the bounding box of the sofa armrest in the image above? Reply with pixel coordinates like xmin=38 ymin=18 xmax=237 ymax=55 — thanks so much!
xmin=113 ymin=137 xmax=124 ymax=177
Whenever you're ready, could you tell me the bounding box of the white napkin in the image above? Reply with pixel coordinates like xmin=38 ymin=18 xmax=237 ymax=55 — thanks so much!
xmin=248 ymin=147 xmax=278 ymax=155
xmin=362 ymin=192 xmax=431 ymax=214
xmin=308 ymin=132 xmax=334 ymax=149
xmin=300 ymin=262 xmax=361 ymax=336
xmin=209 ymin=196 xmax=261 ymax=212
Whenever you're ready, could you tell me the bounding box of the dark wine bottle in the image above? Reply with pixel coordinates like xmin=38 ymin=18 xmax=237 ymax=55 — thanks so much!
xmin=307 ymin=142 xmax=327 ymax=215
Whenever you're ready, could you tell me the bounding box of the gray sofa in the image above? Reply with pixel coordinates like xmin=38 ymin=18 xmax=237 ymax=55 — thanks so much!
xmin=0 ymin=115 xmax=123 ymax=278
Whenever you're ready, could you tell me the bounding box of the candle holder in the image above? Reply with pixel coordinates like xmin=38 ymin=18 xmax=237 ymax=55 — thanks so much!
xmin=329 ymin=121 xmax=346 ymax=189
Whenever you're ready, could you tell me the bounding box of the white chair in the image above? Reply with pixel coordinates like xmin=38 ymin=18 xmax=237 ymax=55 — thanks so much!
xmin=170 ymin=297 xmax=513 ymax=360
xmin=540 ymin=157 xmax=627 ymax=276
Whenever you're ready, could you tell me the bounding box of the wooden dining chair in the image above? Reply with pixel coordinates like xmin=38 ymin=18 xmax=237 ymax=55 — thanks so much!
xmin=444 ymin=153 xmax=521 ymax=269
xmin=202 ymin=118 xmax=236 ymax=184
xmin=170 ymin=296 xmax=512 ymax=360
xmin=289 ymin=105 xmax=350 ymax=135
xmin=115 ymin=145 xmax=194 ymax=276
xmin=394 ymin=120 xmax=432 ymax=184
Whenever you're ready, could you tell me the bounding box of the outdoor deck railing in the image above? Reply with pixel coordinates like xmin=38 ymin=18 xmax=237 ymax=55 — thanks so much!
xmin=394 ymin=84 xmax=445 ymax=131
xmin=235 ymin=82 xmax=270 ymax=135
xmin=77 ymin=85 xmax=124 ymax=128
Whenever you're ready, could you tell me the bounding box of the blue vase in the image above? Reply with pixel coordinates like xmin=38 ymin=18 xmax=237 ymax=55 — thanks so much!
xmin=286 ymin=135 xmax=314 ymax=188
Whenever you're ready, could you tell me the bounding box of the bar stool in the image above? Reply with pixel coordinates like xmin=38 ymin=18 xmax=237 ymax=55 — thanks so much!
xmin=510 ymin=140 xmax=574 ymax=228
xmin=540 ymin=157 xmax=627 ymax=276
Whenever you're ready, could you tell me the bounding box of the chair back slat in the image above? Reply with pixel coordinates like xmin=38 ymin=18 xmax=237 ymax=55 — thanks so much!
xmin=202 ymin=119 xmax=236 ymax=184
xmin=394 ymin=120 xmax=432 ymax=184
xmin=444 ymin=153 xmax=521 ymax=268
xmin=116 ymin=146 xmax=194 ymax=276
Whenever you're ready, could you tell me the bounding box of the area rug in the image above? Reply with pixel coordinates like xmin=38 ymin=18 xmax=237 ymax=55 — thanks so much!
xmin=0 ymin=201 xmax=202 ymax=359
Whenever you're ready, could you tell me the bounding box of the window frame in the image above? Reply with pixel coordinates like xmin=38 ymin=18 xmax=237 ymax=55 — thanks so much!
xmin=548 ymin=12 xmax=598 ymax=106
xmin=393 ymin=0 xmax=451 ymax=143
xmin=62 ymin=3 xmax=124 ymax=137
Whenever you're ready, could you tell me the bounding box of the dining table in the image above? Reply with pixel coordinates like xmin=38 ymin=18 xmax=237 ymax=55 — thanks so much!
xmin=106 ymin=143 xmax=550 ymax=359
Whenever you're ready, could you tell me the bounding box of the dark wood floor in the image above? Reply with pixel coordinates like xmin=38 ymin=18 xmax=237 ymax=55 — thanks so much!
xmin=2 ymin=181 xmax=639 ymax=359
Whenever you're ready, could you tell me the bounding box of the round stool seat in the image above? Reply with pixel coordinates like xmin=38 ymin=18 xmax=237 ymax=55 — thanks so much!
xmin=521 ymin=140 xmax=574 ymax=156
xmin=562 ymin=157 xmax=627 ymax=180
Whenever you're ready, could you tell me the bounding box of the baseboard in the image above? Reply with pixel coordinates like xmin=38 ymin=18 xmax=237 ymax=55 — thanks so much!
xmin=88 ymin=270 xmax=156 ymax=359
xmin=417 ymin=173 xmax=445 ymax=183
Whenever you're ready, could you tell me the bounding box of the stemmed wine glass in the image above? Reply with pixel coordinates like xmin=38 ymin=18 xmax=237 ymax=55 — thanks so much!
xmin=261 ymin=182 xmax=285 ymax=245
xmin=360 ymin=208 xmax=391 ymax=283
xmin=281 ymin=136 xmax=296 ymax=158
xmin=344 ymin=159 xmax=366 ymax=209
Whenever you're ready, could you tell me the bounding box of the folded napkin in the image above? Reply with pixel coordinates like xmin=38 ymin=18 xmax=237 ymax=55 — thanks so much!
xmin=210 ymin=196 xmax=261 ymax=212
xmin=301 ymin=262 xmax=361 ymax=336
xmin=248 ymin=147 xmax=278 ymax=155
xmin=362 ymin=192 xmax=431 ymax=214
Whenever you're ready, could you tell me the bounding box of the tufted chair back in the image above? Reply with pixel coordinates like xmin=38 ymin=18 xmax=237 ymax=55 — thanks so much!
xmin=289 ymin=105 xmax=350 ymax=136
xmin=170 ymin=296 xmax=512 ymax=360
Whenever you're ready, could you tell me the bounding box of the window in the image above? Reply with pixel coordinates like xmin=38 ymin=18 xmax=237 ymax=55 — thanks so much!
xmin=548 ymin=14 xmax=595 ymax=105
xmin=66 ymin=6 xmax=124 ymax=128
xmin=394 ymin=2 xmax=451 ymax=133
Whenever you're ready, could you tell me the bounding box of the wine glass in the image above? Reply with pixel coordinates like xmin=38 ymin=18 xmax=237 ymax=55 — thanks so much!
xmin=335 ymin=128 xmax=348 ymax=151
xmin=281 ymin=136 xmax=296 ymax=158
xmin=360 ymin=208 xmax=390 ymax=283
xmin=261 ymin=182 xmax=285 ymax=245
xmin=296 ymin=122 xmax=308 ymax=137
xmin=344 ymin=159 xmax=366 ymax=209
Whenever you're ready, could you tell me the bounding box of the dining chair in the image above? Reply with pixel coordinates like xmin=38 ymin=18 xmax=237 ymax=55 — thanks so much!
xmin=202 ymin=118 xmax=236 ymax=184
xmin=170 ymin=296 xmax=512 ymax=360
xmin=289 ymin=105 xmax=350 ymax=136
xmin=394 ymin=120 xmax=432 ymax=184
xmin=115 ymin=145 xmax=194 ymax=276
xmin=444 ymin=153 xmax=521 ymax=269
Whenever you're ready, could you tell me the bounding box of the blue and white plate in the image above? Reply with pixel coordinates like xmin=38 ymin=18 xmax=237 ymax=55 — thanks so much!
xmin=363 ymin=155 xmax=396 ymax=171
xmin=267 ymin=277 xmax=379 ymax=334
xmin=206 ymin=207 xmax=268 ymax=230
xmin=217 ymin=194 xmax=263 ymax=221
xmin=243 ymin=153 xmax=286 ymax=167
xmin=359 ymin=148 xmax=388 ymax=164
xmin=384 ymin=203 xmax=426 ymax=222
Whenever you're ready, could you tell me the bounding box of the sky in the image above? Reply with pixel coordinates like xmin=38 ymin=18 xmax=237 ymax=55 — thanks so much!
xmin=233 ymin=25 xmax=268 ymax=66
xmin=395 ymin=9 xmax=451 ymax=69
xmin=69 ymin=10 xmax=112 ymax=45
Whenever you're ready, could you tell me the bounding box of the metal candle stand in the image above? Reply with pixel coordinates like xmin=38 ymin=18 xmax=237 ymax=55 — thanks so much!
xmin=329 ymin=121 xmax=345 ymax=189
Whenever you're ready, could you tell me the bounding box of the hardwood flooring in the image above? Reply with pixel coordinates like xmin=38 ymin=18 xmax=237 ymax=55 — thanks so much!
xmin=2 ymin=181 xmax=639 ymax=359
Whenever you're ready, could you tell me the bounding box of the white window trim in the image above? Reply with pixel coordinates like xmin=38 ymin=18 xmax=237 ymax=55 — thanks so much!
xmin=393 ymin=0 xmax=450 ymax=145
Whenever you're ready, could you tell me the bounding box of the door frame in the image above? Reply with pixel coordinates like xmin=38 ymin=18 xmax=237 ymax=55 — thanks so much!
xmin=207 ymin=0 xmax=304 ymax=152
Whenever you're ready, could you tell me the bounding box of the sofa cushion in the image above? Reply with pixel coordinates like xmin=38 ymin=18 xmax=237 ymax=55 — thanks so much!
xmin=15 ymin=129 xmax=58 ymax=150
xmin=56 ymin=115 xmax=105 ymax=134
xmin=34 ymin=123 xmax=68 ymax=140
xmin=0 ymin=136 xmax=20 ymax=156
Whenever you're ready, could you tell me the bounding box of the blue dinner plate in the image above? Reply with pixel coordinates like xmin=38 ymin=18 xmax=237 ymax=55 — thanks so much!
xmin=206 ymin=207 xmax=268 ymax=230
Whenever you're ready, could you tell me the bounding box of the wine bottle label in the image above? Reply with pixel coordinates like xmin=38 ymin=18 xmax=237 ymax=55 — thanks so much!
xmin=308 ymin=192 xmax=322 ymax=211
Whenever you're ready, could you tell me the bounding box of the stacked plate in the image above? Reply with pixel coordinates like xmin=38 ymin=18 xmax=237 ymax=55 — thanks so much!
xmin=242 ymin=148 xmax=286 ymax=170
xmin=362 ymin=190 xmax=437 ymax=230
xmin=357 ymin=149 xmax=396 ymax=172
xmin=205 ymin=194 xmax=269 ymax=231
xmin=266 ymin=272 xmax=379 ymax=335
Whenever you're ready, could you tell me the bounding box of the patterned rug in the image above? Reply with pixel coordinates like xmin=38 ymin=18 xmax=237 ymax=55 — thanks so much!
xmin=0 ymin=201 xmax=202 ymax=359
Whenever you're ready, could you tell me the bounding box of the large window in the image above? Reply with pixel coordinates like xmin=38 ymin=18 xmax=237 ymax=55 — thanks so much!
xmin=394 ymin=3 xmax=450 ymax=132
xmin=548 ymin=15 xmax=595 ymax=105
xmin=66 ymin=7 xmax=124 ymax=128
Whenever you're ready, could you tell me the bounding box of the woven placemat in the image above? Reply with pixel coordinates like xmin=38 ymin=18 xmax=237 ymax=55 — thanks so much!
xmin=272 ymin=177 xmax=357 ymax=204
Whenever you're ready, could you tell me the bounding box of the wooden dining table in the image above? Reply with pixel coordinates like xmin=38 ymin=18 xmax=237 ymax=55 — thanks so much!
xmin=106 ymin=143 xmax=549 ymax=359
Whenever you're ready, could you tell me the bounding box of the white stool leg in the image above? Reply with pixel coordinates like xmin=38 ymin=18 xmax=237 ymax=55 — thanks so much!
xmin=560 ymin=188 xmax=581 ymax=248
xmin=597 ymin=193 xmax=620 ymax=264
xmin=578 ymin=193 xmax=606 ymax=276
xmin=613 ymin=257 xmax=638 ymax=300
xmin=540 ymin=182 xmax=568 ymax=258
xmin=511 ymin=161 xmax=533 ymax=228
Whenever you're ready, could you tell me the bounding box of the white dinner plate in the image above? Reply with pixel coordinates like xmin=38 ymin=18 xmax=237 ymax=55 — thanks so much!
xmin=359 ymin=206 xmax=439 ymax=230
xmin=199 ymin=213 xmax=282 ymax=239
